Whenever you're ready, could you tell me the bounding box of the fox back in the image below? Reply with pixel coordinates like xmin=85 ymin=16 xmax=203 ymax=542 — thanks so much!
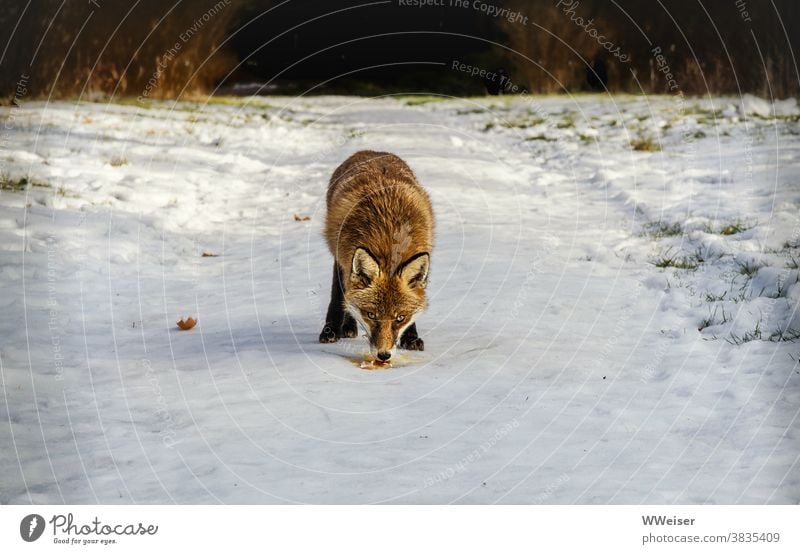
xmin=319 ymin=151 xmax=434 ymax=361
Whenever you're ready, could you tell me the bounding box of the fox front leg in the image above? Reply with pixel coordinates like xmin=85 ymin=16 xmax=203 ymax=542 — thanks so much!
xmin=399 ymin=322 xmax=424 ymax=351
xmin=319 ymin=262 xmax=347 ymax=343
xmin=341 ymin=312 xmax=359 ymax=338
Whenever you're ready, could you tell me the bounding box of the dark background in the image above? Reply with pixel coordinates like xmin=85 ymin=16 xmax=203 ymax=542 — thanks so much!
xmin=1 ymin=0 xmax=798 ymax=100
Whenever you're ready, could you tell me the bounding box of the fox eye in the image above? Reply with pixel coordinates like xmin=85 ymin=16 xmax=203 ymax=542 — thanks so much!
xmin=396 ymin=315 xmax=405 ymax=323
xmin=367 ymin=312 xmax=377 ymax=320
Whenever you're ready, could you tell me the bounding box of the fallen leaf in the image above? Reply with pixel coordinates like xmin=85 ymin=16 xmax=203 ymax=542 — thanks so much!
xmin=293 ymin=214 xmax=310 ymax=221
xmin=177 ymin=317 xmax=197 ymax=330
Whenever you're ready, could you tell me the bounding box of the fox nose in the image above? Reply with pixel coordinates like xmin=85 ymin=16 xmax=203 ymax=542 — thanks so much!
xmin=377 ymin=351 xmax=391 ymax=362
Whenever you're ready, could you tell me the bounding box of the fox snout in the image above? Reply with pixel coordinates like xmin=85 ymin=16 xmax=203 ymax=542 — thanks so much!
xmin=367 ymin=319 xmax=403 ymax=360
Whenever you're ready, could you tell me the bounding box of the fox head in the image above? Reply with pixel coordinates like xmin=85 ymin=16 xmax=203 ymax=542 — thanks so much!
xmin=345 ymin=247 xmax=429 ymax=361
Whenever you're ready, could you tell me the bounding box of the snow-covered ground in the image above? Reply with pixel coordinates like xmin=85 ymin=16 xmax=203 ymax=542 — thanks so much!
xmin=1 ymin=93 xmax=798 ymax=504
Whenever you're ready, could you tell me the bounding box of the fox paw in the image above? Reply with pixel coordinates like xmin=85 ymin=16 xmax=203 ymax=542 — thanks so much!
xmin=400 ymin=336 xmax=424 ymax=351
xmin=341 ymin=320 xmax=358 ymax=338
xmin=319 ymin=326 xmax=339 ymax=343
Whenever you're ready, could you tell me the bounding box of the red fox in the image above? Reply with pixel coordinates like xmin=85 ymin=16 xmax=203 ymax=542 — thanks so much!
xmin=319 ymin=151 xmax=434 ymax=362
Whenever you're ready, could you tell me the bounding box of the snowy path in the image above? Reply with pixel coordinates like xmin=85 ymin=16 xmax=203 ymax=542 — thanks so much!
xmin=1 ymin=94 xmax=798 ymax=503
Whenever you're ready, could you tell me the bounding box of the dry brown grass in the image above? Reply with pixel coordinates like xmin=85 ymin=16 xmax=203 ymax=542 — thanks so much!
xmin=494 ymin=0 xmax=798 ymax=96
xmin=1 ymin=0 xmax=242 ymax=101
xmin=630 ymin=136 xmax=661 ymax=152
xmin=1 ymin=0 xmax=796 ymax=99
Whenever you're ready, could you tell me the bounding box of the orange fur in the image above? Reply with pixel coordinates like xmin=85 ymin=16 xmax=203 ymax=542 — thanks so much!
xmin=321 ymin=150 xmax=434 ymax=358
xmin=325 ymin=150 xmax=433 ymax=274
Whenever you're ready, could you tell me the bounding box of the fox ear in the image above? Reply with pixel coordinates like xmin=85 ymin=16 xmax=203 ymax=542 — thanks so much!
xmin=352 ymin=247 xmax=380 ymax=284
xmin=400 ymin=253 xmax=429 ymax=288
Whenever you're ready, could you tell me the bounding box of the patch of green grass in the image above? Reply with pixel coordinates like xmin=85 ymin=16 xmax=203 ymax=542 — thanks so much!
xmin=737 ymin=260 xmax=763 ymax=278
xmin=102 ymin=97 xmax=154 ymax=109
xmin=203 ymin=96 xmax=246 ymax=107
xmin=749 ymin=112 xmax=800 ymax=123
xmin=724 ymin=318 xmax=800 ymax=345
xmin=727 ymin=282 xmax=751 ymax=304
xmin=630 ymin=135 xmax=661 ymax=152
xmin=720 ymin=220 xmax=749 ymax=235
xmin=726 ymin=321 xmax=762 ymax=345
xmin=697 ymin=116 xmax=721 ymax=125
xmin=698 ymin=222 xmax=715 ymax=234
xmin=699 ymin=305 xmax=730 ymax=331
xmin=100 ymin=95 xmax=280 ymax=111
xmin=683 ymin=106 xmax=724 ymax=125
xmin=397 ymin=95 xmax=447 ymax=106
xmin=525 ymin=134 xmax=556 ymax=142
xmin=650 ymin=247 xmax=699 ymax=270
xmin=644 ymin=221 xmax=683 ymax=239
xmin=704 ymin=291 xmax=727 ymax=302
xmin=496 ymin=115 xmax=547 ymax=129
xmin=768 ymin=327 xmax=800 ymax=342
xmin=0 ymin=174 xmax=27 ymax=192
xmin=485 ymin=116 xmax=549 ymax=132
xmin=0 ymin=173 xmax=50 ymax=191
xmin=202 ymin=96 xmax=275 ymax=109
xmin=456 ymin=108 xmax=485 ymax=115
xmin=691 ymin=246 xmax=723 ymax=265
xmin=555 ymin=116 xmax=575 ymax=129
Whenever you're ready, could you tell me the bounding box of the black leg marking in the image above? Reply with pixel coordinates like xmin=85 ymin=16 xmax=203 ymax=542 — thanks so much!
xmin=399 ymin=322 xmax=424 ymax=351
xmin=342 ymin=312 xmax=359 ymax=338
xmin=319 ymin=262 xmax=346 ymax=343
